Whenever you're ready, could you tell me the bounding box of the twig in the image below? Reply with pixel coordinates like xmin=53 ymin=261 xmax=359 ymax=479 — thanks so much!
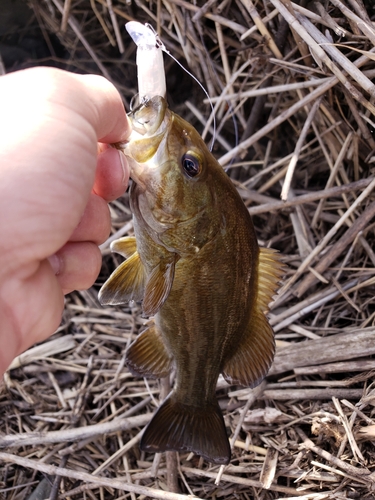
xmin=249 ymin=177 xmax=374 ymax=215
xmin=332 ymin=397 xmax=364 ymax=462
xmin=181 ymin=466 xmax=310 ymax=496
xmin=50 ymin=0 xmax=113 ymax=80
xmin=281 ymin=177 xmax=375 ymax=295
xmin=270 ymin=328 xmax=375 ymax=375
xmin=311 ymin=132 xmax=354 ymax=227
xmin=215 ymin=381 xmax=266 ymax=484
xmin=219 ymin=77 xmax=337 ymax=166
xmin=296 ymin=428 xmax=373 ymax=484
xmin=161 ymin=376 xmax=179 ymax=493
xmin=106 ymin=0 xmax=124 ymax=53
xmin=90 ymin=0 xmax=116 ymax=46
xmin=281 ymin=97 xmax=322 ymax=200
xmin=240 ymin=0 xmax=283 ymax=59
xmin=7 ymin=335 xmax=76 ymax=371
xmin=261 ymin=388 xmax=363 ymax=400
xmin=296 ymin=198 xmax=375 ymax=296
xmin=61 ymin=0 xmax=72 ymax=32
xmin=329 ymin=0 xmax=375 ymax=44
xmin=0 ymin=452 xmax=204 ymax=500
xmin=0 ymin=414 xmax=152 ymax=448
xmin=271 ymin=0 xmax=375 ymax=114
xmin=205 ymin=78 xmax=332 ymax=102
xmin=298 ymin=14 xmax=375 ymax=100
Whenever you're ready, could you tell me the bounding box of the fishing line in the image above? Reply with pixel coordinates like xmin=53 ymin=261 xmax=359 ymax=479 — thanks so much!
xmin=194 ymin=22 xmax=240 ymax=170
xmin=143 ymin=23 xmax=217 ymax=153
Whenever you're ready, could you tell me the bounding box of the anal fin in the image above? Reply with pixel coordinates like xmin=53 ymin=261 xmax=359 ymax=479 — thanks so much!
xmin=141 ymin=395 xmax=231 ymax=465
xmin=222 ymin=247 xmax=284 ymax=387
xmin=126 ymin=324 xmax=172 ymax=378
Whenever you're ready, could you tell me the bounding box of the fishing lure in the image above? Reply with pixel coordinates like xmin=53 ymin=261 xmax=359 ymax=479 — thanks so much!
xmin=126 ymin=21 xmax=217 ymax=149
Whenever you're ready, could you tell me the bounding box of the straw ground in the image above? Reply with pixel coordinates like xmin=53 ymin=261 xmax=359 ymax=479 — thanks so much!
xmin=1 ymin=1 xmax=375 ymax=498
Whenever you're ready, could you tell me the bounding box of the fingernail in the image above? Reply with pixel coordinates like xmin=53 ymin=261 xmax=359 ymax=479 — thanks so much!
xmin=117 ymin=149 xmax=130 ymax=186
xmin=122 ymin=113 xmax=132 ymax=141
xmin=48 ymin=254 xmax=62 ymax=275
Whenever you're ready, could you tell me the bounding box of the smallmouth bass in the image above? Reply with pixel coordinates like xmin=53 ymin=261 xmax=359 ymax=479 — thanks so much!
xmin=99 ymin=96 xmax=284 ymax=464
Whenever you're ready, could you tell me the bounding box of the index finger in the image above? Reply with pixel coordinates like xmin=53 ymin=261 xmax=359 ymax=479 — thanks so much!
xmin=77 ymin=73 xmax=131 ymax=143
xmin=66 ymin=72 xmax=131 ymax=144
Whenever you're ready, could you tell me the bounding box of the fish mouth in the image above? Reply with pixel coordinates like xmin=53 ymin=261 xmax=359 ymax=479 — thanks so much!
xmin=113 ymin=95 xmax=169 ymax=149
xmin=116 ymin=96 xmax=170 ymax=183
xmin=129 ymin=96 xmax=168 ymax=137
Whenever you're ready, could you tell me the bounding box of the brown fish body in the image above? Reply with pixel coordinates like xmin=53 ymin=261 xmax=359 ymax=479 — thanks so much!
xmin=141 ymin=179 xmax=258 ymax=394
xmin=99 ymin=97 xmax=283 ymax=464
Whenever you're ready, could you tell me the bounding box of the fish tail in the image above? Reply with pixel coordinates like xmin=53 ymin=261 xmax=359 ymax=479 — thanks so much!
xmin=140 ymin=394 xmax=231 ymax=464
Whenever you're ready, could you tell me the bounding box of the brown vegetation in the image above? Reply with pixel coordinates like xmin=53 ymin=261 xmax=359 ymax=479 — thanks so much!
xmin=1 ymin=0 xmax=375 ymax=498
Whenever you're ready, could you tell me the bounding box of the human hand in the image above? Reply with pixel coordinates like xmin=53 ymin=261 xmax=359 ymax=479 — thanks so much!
xmin=0 ymin=67 xmax=130 ymax=374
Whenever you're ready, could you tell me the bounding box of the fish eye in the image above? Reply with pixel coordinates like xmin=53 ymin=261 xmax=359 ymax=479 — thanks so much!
xmin=181 ymin=153 xmax=201 ymax=178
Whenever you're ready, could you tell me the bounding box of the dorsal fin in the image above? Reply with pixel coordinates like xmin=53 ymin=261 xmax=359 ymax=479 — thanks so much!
xmin=222 ymin=310 xmax=275 ymax=388
xmin=257 ymin=247 xmax=285 ymax=313
xmin=222 ymin=248 xmax=284 ymax=387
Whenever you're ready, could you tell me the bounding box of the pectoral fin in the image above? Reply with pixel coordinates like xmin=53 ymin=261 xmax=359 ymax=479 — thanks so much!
xmin=126 ymin=324 xmax=172 ymax=378
xmin=142 ymin=255 xmax=178 ymax=316
xmin=99 ymin=250 xmax=146 ymax=305
xmin=110 ymin=236 xmax=137 ymax=258
xmin=222 ymin=247 xmax=284 ymax=387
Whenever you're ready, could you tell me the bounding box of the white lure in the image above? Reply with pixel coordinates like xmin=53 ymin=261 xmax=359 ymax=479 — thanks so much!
xmin=125 ymin=21 xmax=216 ymax=150
xmin=126 ymin=21 xmax=167 ymax=101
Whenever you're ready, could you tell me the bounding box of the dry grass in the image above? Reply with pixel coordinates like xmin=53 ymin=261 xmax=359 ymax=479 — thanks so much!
xmin=1 ymin=0 xmax=375 ymax=498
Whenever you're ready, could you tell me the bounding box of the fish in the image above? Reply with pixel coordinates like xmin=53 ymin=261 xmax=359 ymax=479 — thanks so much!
xmin=99 ymin=96 xmax=284 ymax=465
